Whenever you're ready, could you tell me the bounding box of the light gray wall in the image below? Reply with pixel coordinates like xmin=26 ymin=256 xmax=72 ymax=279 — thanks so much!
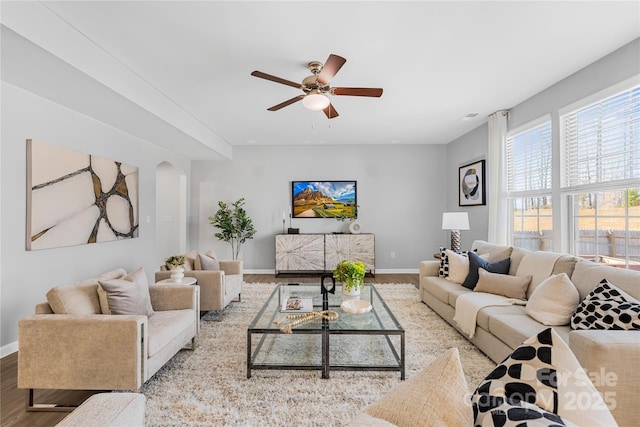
xmin=445 ymin=123 xmax=489 ymax=246
xmin=190 ymin=144 xmax=448 ymax=271
xmin=0 ymin=83 xmax=191 ymax=352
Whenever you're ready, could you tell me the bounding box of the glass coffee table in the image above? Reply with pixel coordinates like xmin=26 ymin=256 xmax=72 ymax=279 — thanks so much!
xmin=247 ymin=284 xmax=405 ymax=379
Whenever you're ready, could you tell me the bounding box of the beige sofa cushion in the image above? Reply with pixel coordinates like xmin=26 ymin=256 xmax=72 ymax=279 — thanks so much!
xmin=474 ymin=268 xmax=531 ymax=300
xmin=445 ymin=250 xmax=489 ymax=284
xmin=46 ymin=279 xmax=102 ymax=315
xmin=147 ymin=309 xmax=195 ymax=357
xmin=183 ymin=249 xmax=199 ymax=270
xmin=46 ymin=269 xmax=126 ymax=315
xmin=515 ymin=251 xmax=565 ymax=298
xmin=570 ymin=260 xmax=640 ymax=300
xmin=98 ymin=268 xmax=154 ymax=317
xmin=526 ymin=273 xmax=580 ymax=326
xmin=471 ymin=240 xmax=513 ymax=263
xmin=489 ymin=313 xmax=571 ymax=349
xmin=364 ymin=348 xmax=472 ymax=426
xmin=198 ymin=252 xmax=220 ymax=270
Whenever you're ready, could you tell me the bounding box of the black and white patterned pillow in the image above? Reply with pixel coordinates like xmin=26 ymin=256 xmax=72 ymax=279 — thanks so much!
xmin=571 ymin=279 xmax=640 ymax=330
xmin=438 ymin=247 xmax=475 ymax=278
xmin=472 ymin=328 xmax=569 ymax=426
xmin=472 ymin=395 xmax=566 ymax=426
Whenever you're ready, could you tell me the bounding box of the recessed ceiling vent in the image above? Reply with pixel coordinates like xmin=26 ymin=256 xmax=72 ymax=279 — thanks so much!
xmin=461 ymin=113 xmax=479 ymax=121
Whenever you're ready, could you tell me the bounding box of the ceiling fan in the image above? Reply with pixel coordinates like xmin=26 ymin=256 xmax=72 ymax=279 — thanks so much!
xmin=251 ymin=54 xmax=383 ymax=119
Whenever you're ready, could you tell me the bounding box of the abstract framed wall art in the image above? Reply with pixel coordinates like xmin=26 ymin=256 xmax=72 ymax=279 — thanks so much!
xmin=26 ymin=140 xmax=139 ymax=250
xmin=459 ymin=160 xmax=486 ymax=206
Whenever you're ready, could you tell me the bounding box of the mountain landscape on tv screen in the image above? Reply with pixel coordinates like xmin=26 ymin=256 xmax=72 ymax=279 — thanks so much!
xmin=292 ymin=183 xmax=356 ymax=218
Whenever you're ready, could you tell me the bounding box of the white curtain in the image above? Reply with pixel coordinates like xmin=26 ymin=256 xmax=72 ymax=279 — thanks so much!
xmin=487 ymin=111 xmax=509 ymax=245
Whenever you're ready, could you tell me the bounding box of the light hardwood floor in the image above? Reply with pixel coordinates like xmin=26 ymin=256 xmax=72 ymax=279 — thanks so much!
xmin=1 ymin=273 xmax=418 ymax=427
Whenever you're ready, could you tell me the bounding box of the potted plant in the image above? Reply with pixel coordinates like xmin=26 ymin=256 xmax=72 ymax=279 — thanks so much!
xmin=208 ymin=198 xmax=256 ymax=260
xmin=165 ymin=255 xmax=185 ymax=281
xmin=333 ymin=260 xmax=366 ymax=295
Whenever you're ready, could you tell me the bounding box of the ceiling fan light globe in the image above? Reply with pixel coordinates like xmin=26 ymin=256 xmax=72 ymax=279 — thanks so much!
xmin=302 ymin=92 xmax=330 ymax=111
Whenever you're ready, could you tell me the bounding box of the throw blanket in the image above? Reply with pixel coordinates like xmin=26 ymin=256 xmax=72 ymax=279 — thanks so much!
xmin=453 ymin=292 xmax=526 ymax=339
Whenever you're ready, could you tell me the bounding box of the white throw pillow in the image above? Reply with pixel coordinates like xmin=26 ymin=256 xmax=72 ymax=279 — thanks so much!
xmin=526 ymin=273 xmax=579 ymax=326
xmin=444 ymin=250 xmax=470 ymax=284
xmin=445 ymin=250 xmax=489 ymax=284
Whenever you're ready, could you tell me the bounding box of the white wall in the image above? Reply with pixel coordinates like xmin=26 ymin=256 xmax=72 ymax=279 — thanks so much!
xmin=0 ymin=83 xmax=191 ymax=353
xmin=190 ymin=144 xmax=448 ymax=271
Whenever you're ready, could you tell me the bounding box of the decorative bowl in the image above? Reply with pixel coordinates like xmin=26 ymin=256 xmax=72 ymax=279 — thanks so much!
xmin=340 ymin=299 xmax=372 ymax=314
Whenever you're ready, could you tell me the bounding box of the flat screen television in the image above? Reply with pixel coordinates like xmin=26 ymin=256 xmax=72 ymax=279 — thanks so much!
xmin=292 ymin=181 xmax=357 ymax=219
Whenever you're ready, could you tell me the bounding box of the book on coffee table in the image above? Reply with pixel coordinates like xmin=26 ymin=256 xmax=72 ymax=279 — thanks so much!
xmin=281 ymin=297 xmax=313 ymax=313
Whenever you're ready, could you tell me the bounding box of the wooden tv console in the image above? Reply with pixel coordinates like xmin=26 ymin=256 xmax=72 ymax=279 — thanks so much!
xmin=275 ymin=233 xmax=375 ymax=276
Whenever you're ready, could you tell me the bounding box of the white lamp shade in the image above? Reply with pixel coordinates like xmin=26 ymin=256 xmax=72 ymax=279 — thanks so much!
xmin=302 ymin=90 xmax=330 ymax=111
xmin=442 ymin=212 xmax=470 ymax=231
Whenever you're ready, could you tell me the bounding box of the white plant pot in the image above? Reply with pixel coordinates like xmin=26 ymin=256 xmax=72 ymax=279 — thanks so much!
xmin=171 ymin=267 xmax=185 ymax=282
xmin=342 ymin=286 xmax=361 ymax=296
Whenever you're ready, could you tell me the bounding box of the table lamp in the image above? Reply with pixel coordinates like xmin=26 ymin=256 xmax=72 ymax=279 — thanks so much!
xmin=442 ymin=212 xmax=470 ymax=253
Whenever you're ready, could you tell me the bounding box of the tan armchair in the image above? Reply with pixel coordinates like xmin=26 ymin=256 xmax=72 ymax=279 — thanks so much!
xmin=18 ymin=269 xmax=199 ymax=410
xmin=155 ymin=260 xmax=242 ymax=317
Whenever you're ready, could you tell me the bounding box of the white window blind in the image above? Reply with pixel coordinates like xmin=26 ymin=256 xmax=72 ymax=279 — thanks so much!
xmin=507 ymin=121 xmax=553 ymax=194
xmin=563 ymin=86 xmax=640 ymax=189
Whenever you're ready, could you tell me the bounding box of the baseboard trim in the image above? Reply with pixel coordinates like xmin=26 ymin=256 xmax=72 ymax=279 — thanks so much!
xmin=1 ymin=341 xmax=18 ymax=358
xmin=244 ymin=268 xmax=419 ymax=275
xmin=374 ymin=269 xmax=419 ymax=274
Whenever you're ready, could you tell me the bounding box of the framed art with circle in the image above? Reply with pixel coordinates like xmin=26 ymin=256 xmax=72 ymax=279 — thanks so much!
xmin=459 ymin=160 xmax=486 ymax=206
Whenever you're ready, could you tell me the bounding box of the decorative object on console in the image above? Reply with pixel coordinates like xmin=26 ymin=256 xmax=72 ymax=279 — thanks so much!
xmin=347 ymin=221 xmax=362 ymax=234
xmin=458 ymin=159 xmax=486 ymax=206
xmin=441 ymin=212 xmax=470 ymax=252
xmin=208 ymin=197 xmax=256 ymax=260
xmin=292 ymin=181 xmax=357 ymax=219
xmin=26 ymin=139 xmax=139 ymax=250
xmin=333 ymin=260 xmax=366 ymax=295
xmin=336 ymin=203 xmax=360 ymax=233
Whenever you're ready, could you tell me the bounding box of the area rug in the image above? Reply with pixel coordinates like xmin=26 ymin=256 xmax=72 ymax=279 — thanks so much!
xmin=141 ymin=283 xmax=495 ymax=426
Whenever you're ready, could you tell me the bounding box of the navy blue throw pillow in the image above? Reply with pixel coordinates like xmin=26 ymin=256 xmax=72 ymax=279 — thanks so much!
xmin=462 ymin=251 xmax=511 ymax=290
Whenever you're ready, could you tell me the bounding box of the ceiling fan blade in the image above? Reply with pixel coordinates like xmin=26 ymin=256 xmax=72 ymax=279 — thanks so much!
xmin=251 ymin=71 xmax=301 ymax=89
xmin=323 ymin=103 xmax=339 ymax=119
xmin=317 ymin=54 xmax=347 ymax=86
xmin=332 ymin=87 xmax=383 ymax=97
xmin=267 ymin=95 xmax=305 ymax=111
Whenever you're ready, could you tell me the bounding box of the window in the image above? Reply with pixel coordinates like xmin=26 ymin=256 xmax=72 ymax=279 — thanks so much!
xmin=507 ymin=120 xmax=553 ymax=250
xmin=562 ymin=85 xmax=640 ymax=269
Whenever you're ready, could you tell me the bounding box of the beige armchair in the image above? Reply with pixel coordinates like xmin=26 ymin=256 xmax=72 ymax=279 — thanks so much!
xmin=155 ymin=260 xmax=243 ymax=317
xmin=18 ymin=269 xmax=199 ymax=410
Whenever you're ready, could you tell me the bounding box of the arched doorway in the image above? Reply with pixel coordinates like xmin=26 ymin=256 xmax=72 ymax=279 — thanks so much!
xmin=155 ymin=162 xmax=186 ymax=262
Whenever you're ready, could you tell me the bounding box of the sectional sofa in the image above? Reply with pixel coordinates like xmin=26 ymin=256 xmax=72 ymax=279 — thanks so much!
xmin=419 ymin=240 xmax=639 ymax=427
